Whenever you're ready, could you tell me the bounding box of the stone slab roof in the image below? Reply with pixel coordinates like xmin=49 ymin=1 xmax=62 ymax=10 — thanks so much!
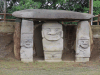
xmin=12 ymin=9 xmax=94 ymax=21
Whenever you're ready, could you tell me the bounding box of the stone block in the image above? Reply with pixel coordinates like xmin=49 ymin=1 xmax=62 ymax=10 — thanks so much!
xmin=21 ymin=19 xmax=33 ymax=34
xmin=75 ymin=21 xmax=92 ymax=62
xmin=42 ymin=22 xmax=63 ymax=62
xmin=21 ymin=59 xmax=33 ymax=63
xmin=21 ymin=34 xmax=33 ymax=48
xmin=75 ymin=57 xmax=89 ymax=62
xmin=42 ymin=38 xmax=63 ymax=51
xmin=12 ymin=9 xmax=94 ymax=20
xmin=44 ymin=51 xmax=62 ymax=62
xmin=20 ymin=47 xmax=33 ymax=62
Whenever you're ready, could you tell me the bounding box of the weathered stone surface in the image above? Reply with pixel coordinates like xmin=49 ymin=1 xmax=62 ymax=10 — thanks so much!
xmin=21 ymin=34 xmax=33 ymax=47
xmin=43 ymin=38 xmax=63 ymax=51
xmin=42 ymin=22 xmax=63 ymax=62
xmin=44 ymin=51 xmax=62 ymax=62
xmin=75 ymin=57 xmax=89 ymax=62
xmin=20 ymin=19 xmax=34 ymax=62
xmin=20 ymin=47 xmax=33 ymax=62
xmin=75 ymin=21 xmax=92 ymax=62
xmin=21 ymin=19 xmax=33 ymax=34
xmin=12 ymin=9 xmax=94 ymax=21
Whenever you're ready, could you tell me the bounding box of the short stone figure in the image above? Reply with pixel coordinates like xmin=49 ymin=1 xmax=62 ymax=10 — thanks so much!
xmin=75 ymin=21 xmax=92 ymax=62
xmin=20 ymin=19 xmax=34 ymax=63
xmin=42 ymin=22 xmax=63 ymax=62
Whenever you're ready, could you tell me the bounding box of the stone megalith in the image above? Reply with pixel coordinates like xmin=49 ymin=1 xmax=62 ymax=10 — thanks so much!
xmin=20 ymin=19 xmax=34 ymax=63
xmin=75 ymin=21 xmax=92 ymax=62
xmin=42 ymin=22 xmax=63 ymax=62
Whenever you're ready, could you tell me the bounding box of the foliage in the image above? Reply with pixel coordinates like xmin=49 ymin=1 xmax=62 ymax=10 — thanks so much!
xmin=93 ymin=0 xmax=100 ymax=15
xmin=33 ymin=0 xmax=89 ymax=12
xmin=0 ymin=0 xmax=4 ymax=13
xmin=7 ymin=0 xmax=41 ymax=13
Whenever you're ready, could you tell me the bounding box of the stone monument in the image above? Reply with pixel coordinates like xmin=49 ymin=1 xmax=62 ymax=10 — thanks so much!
xmin=12 ymin=9 xmax=94 ymax=62
xmin=20 ymin=19 xmax=34 ymax=63
xmin=75 ymin=21 xmax=91 ymax=62
xmin=42 ymin=22 xmax=63 ymax=62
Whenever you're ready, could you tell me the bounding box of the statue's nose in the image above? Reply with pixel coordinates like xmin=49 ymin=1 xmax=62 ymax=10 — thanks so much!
xmin=48 ymin=29 xmax=56 ymax=35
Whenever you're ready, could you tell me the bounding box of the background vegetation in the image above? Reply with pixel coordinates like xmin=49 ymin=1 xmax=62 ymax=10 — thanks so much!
xmin=0 ymin=0 xmax=100 ymax=15
xmin=0 ymin=0 xmax=100 ymax=24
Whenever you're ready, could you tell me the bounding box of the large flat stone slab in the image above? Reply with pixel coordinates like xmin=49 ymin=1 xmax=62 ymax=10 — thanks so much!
xmin=12 ymin=9 xmax=94 ymax=21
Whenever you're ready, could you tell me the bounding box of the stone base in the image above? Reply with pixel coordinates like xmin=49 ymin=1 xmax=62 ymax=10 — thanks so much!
xmin=45 ymin=60 xmax=62 ymax=62
xmin=75 ymin=57 xmax=89 ymax=62
xmin=44 ymin=51 xmax=62 ymax=62
xmin=21 ymin=59 xmax=33 ymax=63
xmin=20 ymin=47 xmax=33 ymax=63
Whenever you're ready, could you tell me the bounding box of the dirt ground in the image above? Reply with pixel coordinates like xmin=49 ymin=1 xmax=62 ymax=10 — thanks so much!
xmin=1 ymin=34 xmax=100 ymax=75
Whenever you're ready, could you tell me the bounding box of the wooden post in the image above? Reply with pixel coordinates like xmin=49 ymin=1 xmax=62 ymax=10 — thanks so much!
xmin=13 ymin=18 xmax=21 ymax=60
xmin=89 ymin=0 xmax=93 ymax=25
xmin=97 ymin=14 xmax=100 ymax=25
xmin=4 ymin=13 xmax=6 ymax=21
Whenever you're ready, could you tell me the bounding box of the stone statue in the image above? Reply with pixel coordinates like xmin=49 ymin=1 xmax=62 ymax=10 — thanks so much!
xmin=75 ymin=21 xmax=91 ymax=62
xmin=20 ymin=19 xmax=34 ymax=63
xmin=42 ymin=22 xmax=63 ymax=62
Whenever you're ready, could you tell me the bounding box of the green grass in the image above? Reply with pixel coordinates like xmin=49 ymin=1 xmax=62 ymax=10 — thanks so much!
xmin=0 ymin=58 xmax=100 ymax=75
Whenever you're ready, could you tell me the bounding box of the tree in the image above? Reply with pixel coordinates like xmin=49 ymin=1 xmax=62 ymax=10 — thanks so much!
xmin=7 ymin=0 xmax=41 ymax=13
xmin=93 ymin=0 xmax=100 ymax=15
xmin=6 ymin=0 xmax=89 ymax=13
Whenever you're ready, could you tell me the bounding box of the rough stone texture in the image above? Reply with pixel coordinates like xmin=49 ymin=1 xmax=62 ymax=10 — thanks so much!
xmin=21 ymin=19 xmax=33 ymax=34
xmin=44 ymin=51 xmax=62 ymax=62
xmin=42 ymin=22 xmax=63 ymax=62
xmin=12 ymin=9 xmax=94 ymax=21
xmin=20 ymin=19 xmax=34 ymax=62
xmin=75 ymin=21 xmax=92 ymax=62
xmin=75 ymin=57 xmax=89 ymax=62
xmin=21 ymin=34 xmax=33 ymax=48
xmin=20 ymin=47 xmax=33 ymax=63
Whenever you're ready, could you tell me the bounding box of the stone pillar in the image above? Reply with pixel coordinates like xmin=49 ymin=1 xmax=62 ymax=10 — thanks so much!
xmin=20 ymin=19 xmax=34 ymax=63
xmin=42 ymin=22 xmax=63 ymax=62
xmin=75 ymin=21 xmax=91 ymax=62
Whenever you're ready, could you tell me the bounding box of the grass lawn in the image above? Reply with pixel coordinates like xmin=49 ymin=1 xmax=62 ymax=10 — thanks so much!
xmin=0 ymin=58 xmax=100 ymax=75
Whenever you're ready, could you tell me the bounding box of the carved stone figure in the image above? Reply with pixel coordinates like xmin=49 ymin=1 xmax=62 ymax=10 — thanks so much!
xmin=42 ymin=22 xmax=63 ymax=62
xmin=75 ymin=21 xmax=91 ymax=62
xmin=20 ymin=19 xmax=34 ymax=63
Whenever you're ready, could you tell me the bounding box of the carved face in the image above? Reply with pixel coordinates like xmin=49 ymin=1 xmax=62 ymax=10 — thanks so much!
xmin=23 ymin=39 xmax=33 ymax=48
xmin=42 ymin=22 xmax=63 ymax=40
xmin=21 ymin=34 xmax=33 ymax=48
xmin=79 ymin=39 xmax=89 ymax=49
